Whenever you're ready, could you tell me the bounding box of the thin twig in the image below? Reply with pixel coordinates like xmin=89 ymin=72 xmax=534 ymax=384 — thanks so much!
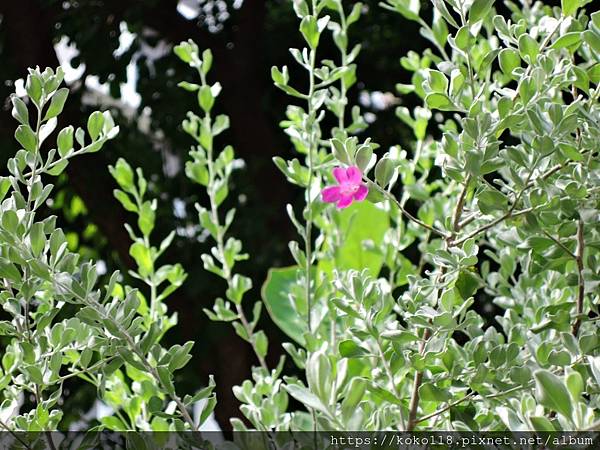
xmin=541 ymin=229 xmax=576 ymax=259
xmin=236 ymin=304 xmax=268 ymax=370
xmin=453 ymin=147 xmax=595 ymax=246
xmin=414 ymin=392 xmax=475 ymax=424
xmin=34 ymin=386 xmax=57 ymax=450
xmin=512 ymin=19 xmax=562 ymax=102
xmin=572 ymin=220 xmax=585 ymax=336
xmin=369 ymin=180 xmax=449 ymax=238
xmin=0 ymin=418 xmax=34 ymax=450
xmin=525 ymin=148 xmax=593 ymax=190
xmin=406 ymin=328 xmax=431 ymax=431
xmin=106 ymin=311 xmax=198 ymax=430
xmin=58 ymin=355 xmax=118 ymax=382
xmin=407 ymin=176 xmax=469 ymax=430
xmin=481 ymin=383 xmax=534 ymax=401
xmin=583 ymin=418 xmax=600 ymax=431
xmin=196 ymin=64 xmax=269 ymax=372
xmin=58 ymin=281 xmax=199 ymax=431
xmin=304 ymin=6 xmax=318 ymax=335
xmin=375 ymin=338 xmax=405 ymax=430
xmin=306 ymin=1 xmax=319 ymax=438
xmin=454 ymin=207 xmax=515 ymax=246
xmin=415 ymin=382 xmax=535 ymax=425
xmin=452 ymin=157 xmax=542 ymax=247
xmin=452 ymin=177 xmax=470 ymax=235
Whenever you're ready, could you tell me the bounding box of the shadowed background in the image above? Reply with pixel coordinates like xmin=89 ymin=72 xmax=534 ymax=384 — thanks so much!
xmin=0 ymin=0 xmax=444 ymax=431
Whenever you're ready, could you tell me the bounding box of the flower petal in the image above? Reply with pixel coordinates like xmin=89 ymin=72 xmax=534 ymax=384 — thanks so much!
xmin=346 ymin=166 xmax=362 ymax=184
xmin=322 ymin=186 xmax=342 ymax=203
xmin=332 ymin=167 xmax=348 ymax=184
xmin=336 ymin=194 xmax=354 ymax=209
xmin=353 ymin=184 xmax=368 ymax=201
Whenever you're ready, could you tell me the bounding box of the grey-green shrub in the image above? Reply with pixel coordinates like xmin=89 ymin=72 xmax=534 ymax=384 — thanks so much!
xmin=0 ymin=67 xmax=215 ymax=438
xmin=1 ymin=0 xmax=599 ymax=436
xmin=208 ymin=0 xmax=600 ymax=432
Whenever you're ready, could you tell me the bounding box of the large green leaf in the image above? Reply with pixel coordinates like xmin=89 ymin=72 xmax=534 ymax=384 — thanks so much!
xmin=261 ymin=266 xmax=311 ymax=346
xmin=263 ymin=203 xmax=387 ymax=346
xmin=534 ymin=369 xmax=573 ymax=420
xmin=319 ymin=201 xmax=389 ymax=277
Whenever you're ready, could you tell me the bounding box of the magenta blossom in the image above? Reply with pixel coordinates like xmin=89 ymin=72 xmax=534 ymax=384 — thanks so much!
xmin=321 ymin=166 xmax=368 ymax=209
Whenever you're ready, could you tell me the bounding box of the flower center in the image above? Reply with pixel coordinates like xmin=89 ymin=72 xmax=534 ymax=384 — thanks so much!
xmin=339 ymin=183 xmax=359 ymax=196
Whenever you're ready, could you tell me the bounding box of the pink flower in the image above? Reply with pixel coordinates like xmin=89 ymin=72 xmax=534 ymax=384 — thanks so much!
xmin=321 ymin=166 xmax=368 ymax=209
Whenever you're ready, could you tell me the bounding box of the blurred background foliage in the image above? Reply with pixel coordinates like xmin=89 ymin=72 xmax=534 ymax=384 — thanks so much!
xmin=0 ymin=0 xmax=519 ymax=430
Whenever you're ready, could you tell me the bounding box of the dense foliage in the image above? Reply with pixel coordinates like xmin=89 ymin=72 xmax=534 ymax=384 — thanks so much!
xmin=0 ymin=0 xmax=599 ymax=439
xmin=0 ymin=0 xmax=428 ymax=427
xmin=221 ymin=0 xmax=600 ymax=433
xmin=0 ymin=67 xmax=216 ymax=437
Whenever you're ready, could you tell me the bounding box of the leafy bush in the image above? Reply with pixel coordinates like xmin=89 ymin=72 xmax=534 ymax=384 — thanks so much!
xmin=209 ymin=0 xmax=600 ymax=432
xmin=1 ymin=0 xmax=599 ymax=436
xmin=0 ymin=67 xmax=215 ymax=436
